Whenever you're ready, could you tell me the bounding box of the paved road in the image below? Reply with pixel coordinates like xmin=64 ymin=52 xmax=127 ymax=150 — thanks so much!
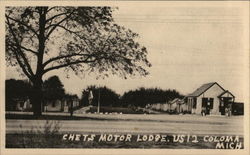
xmin=6 ymin=114 xmax=243 ymax=135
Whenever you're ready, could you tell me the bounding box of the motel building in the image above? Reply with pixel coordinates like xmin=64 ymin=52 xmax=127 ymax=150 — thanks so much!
xmin=185 ymin=82 xmax=235 ymax=115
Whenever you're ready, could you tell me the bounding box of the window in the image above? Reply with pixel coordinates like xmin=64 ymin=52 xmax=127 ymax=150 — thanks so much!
xmin=202 ymin=97 xmax=214 ymax=109
xmin=202 ymin=98 xmax=208 ymax=107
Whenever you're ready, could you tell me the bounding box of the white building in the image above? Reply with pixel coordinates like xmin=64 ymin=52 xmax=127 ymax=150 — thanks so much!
xmin=186 ymin=82 xmax=235 ymax=115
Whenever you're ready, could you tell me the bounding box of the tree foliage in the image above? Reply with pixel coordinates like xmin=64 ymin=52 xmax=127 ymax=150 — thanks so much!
xmin=81 ymin=86 xmax=183 ymax=108
xmin=5 ymin=6 xmax=151 ymax=115
xmin=5 ymin=79 xmax=32 ymax=110
xmin=81 ymin=85 xmax=120 ymax=107
xmin=5 ymin=6 xmax=151 ymax=80
xmin=121 ymin=88 xmax=184 ymax=107
xmin=43 ymin=76 xmax=65 ymax=101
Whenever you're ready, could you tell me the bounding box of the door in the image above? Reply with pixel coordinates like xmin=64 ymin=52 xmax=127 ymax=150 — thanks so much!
xmin=202 ymin=98 xmax=214 ymax=115
xmin=202 ymin=98 xmax=208 ymax=115
xmin=220 ymin=97 xmax=232 ymax=115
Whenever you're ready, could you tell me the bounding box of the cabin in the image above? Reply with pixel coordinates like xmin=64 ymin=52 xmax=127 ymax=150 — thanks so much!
xmin=151 ymin=103 xmax=162 ymax=111
xmin=11 ymin=95 xmax=80 ymax=113
xmin=169 ymin=98 xmax=186 ymax=113
xmin=43 ymin=95 xmax=80 ymax=112
xmin=146 ymin=98 xmax=185 ymax=113
xmin=14 ymin=97 xmax=32 ymax=111
xmin=186 ymin=82 xmax=235 ymax=115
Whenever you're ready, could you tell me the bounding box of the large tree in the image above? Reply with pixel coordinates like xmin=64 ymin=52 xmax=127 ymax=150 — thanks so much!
xmin=5 ymin=7 xmax=151 ymax=116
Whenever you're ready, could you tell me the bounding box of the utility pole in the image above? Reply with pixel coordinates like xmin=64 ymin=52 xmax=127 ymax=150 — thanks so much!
xmin=97 ymin=87 xmax=100 ymax=113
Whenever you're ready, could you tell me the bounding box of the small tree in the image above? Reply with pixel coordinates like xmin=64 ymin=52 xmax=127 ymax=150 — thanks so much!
xmin=5 ymin=7 xmax=151 ymax=116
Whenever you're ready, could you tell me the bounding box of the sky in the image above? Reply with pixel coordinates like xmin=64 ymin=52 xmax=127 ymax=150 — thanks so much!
xmin=6 ymin=3 xmax=249 ymax=102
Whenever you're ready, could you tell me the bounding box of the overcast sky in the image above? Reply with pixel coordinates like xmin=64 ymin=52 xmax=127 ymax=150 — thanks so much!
xmin=6 ymin=3 xmax=249 ymax=102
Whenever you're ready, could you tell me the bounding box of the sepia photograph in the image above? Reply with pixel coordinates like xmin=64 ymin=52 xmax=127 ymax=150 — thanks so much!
xmin=0 ymin=0 xmax=249 ymax=154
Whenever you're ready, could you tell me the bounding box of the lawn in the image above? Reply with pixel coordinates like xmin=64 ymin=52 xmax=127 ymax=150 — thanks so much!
xmin=86 ymin=106 xmax=146 ymax=114
xmin=6 ymin=112 xmax=244 ymax=149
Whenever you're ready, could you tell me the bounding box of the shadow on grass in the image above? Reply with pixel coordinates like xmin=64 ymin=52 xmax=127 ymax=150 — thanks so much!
xmin=6 ymin=113 xmax=110 ymax=120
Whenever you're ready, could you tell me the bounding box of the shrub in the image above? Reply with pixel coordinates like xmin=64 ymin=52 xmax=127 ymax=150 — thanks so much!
xmin=19 ymin=120 xmax=61 ymax=148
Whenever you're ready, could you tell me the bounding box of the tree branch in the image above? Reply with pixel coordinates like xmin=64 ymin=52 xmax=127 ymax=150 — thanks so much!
xmin=48 ymin=24 xmax=96 ymax=54
xmin=45 ymin=11 xmax=75 ymax=40
xmin=6 ymin=17 xmax=35 ymax=77
xmin=5 ymin=14 xmax=39 ymax=37
xmin=47 ymin=6 xmax=58 ymax=13
xmin=11 ymin=46 xmax=33 ymax=81
xmin=20 ymin=45 xmax=38 ymax=55
xmin=46 ymin=24 xmax=82 ymax=33
xmin=43 ymin=58 xmax=96 ymax=74
xmin=45 ymin=12 xmax=69 ymax=23
xmin=42 ymin=53 xmax=90 ymax=68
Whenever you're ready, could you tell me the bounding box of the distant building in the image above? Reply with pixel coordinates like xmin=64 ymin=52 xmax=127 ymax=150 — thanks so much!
xmin=14 ymin=97 xmax=32 ymax=111
xmin=186 ymin=82 xmax=235 ymax=115
xmin=43 ymin=95 xmax=80 ymax=112
xmin=147 ymin=98 xmax=185 ymax=113
xmin=9 ymin=94 xmax=80 ymax=113
xmin=168 ymin=98 xmax=185 ymax=113
xmin=151 ymin=103 xmax=162 ymax=110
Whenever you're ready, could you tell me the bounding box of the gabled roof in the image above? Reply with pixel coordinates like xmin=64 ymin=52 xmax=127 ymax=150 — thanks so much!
xmin=187 ymin=82 xmax=225 ymax=97
xmin=218 ymin=90 xmax=235 ymax=98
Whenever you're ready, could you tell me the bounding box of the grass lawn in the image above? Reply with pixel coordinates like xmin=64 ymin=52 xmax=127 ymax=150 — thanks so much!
xmin=87 ymin=106 xmax=146 ymax=114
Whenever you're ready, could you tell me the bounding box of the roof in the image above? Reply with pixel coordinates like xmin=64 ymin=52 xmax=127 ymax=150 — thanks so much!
xmin=218 ymin=90 xmax=235 ymax=98
xmin=187 ymin=82 xmax=225 ymax=97
xmin=169 ymin=98 xmax=179 ymax=104
xmin=169 ymin=98 xmax=184 ymax=104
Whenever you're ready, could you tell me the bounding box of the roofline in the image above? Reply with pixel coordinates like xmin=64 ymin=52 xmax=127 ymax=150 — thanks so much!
xmin=218 ymin=90 xmax=235 ymax=98
xmin=187 ymin=82 xmax=226 ymax=97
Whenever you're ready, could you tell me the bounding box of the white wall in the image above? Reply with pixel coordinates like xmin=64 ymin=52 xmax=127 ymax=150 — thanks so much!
xmin=195 ymin=84 xmax=224 ymax=115
xmin=47 ymin=100 xmax=62 ymax=112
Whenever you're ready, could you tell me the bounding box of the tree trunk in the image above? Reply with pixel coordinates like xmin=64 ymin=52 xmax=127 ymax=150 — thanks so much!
xmin=29 ymin=8 xmax=47 ymax=117
xmin=30 ymin=79 xmax=43 ymax=116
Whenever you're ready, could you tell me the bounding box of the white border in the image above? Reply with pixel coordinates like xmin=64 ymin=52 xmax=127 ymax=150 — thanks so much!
xmin=0 ymin=1 xmax=249 ymax=155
